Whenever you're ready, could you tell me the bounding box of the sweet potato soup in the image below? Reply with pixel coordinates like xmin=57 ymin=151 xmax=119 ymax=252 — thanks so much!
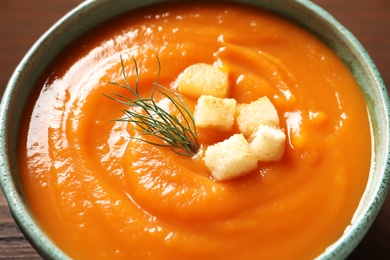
xmin=18 ymin=2 xmax=372 ymax=259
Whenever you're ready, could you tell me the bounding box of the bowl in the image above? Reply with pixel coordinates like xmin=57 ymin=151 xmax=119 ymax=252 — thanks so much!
xmin=0 ymin=0 xmax=389 ymax=259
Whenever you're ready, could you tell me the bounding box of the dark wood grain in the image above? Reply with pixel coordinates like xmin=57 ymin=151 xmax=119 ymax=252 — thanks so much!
xmin=0 ymin=0 xmax=389 ymax=259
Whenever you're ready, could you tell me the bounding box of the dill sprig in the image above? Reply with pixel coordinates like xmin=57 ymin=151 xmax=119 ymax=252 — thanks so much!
xmin=105 ymin=56 xmax=199 ymax=157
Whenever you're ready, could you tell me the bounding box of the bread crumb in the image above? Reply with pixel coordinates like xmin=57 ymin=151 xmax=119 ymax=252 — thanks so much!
xmin=177 ymin=63 xmax=229 ymax=99
xmin=194 ymin=95 xmax=236 ymax=131
xmin=236 ymin=96 xmax=280 ymax=140
xmin=204 ymin=134 xmax=258 ymax=181
xmin=250 ymin=125 xmax=286 ymax=162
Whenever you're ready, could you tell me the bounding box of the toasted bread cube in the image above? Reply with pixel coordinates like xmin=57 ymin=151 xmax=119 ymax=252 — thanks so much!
xmin=236 ymin=97 xmax=280 ymax=140
xmin=194 ymin=95 xmax=236 ymax=131
xmin=204 ymin=134 xmax=258 ymax=181
xmin=250 ymin=125 xmax=286 ymax=162
xmin=177 ymin=63 xmax=229 ymax=99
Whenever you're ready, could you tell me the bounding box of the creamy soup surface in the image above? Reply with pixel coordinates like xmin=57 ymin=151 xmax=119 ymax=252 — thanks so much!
xmin=19 ymin=2 xmax=372 ymax=259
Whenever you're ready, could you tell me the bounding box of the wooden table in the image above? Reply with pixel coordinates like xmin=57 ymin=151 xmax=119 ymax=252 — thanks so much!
xmin=0 ymin=0 xmax=389 ymax=259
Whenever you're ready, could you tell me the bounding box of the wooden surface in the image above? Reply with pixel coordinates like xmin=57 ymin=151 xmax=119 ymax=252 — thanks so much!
xmin=0 ymin=0 xmax=389 ymax=259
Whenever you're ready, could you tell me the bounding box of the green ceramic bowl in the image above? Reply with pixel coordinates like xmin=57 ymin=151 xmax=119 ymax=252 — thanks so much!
xmin=1 ymin=0 xmax=389 ymax=259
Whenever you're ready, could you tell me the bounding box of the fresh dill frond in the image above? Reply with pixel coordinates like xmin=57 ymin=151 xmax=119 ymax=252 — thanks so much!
xmin=105 ymin=56 xmax=199 ymax=157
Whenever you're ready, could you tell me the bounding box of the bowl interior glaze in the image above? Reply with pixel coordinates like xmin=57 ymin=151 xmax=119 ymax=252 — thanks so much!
xmin=0 ymin=0 xmax=389 ymax=259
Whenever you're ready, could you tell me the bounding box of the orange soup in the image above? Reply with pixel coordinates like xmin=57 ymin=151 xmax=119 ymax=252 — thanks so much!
xmin=18 ymin=2 xmax=372 ymax=259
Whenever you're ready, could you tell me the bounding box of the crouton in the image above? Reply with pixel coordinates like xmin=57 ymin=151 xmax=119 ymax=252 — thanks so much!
xmin=236 ymin=96 xmax=279 ymax=140
xmin=250 ymin=125 xmax=286 ymax=162
xmin=204 ymin=134 xmax=258 ymax=181
xmin=177 ymin=63 xmax=229 ymax=99
xmin=194 ymin=95 xmax=236 ymax=131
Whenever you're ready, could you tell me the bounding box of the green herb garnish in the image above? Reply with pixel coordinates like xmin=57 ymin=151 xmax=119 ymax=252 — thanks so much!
xmin=105 ymin=56 xmax=199 ymax=156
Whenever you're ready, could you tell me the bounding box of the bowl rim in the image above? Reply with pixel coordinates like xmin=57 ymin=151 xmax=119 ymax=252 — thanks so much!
xmin=0 ymin=0 xmax=389 ymax=259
